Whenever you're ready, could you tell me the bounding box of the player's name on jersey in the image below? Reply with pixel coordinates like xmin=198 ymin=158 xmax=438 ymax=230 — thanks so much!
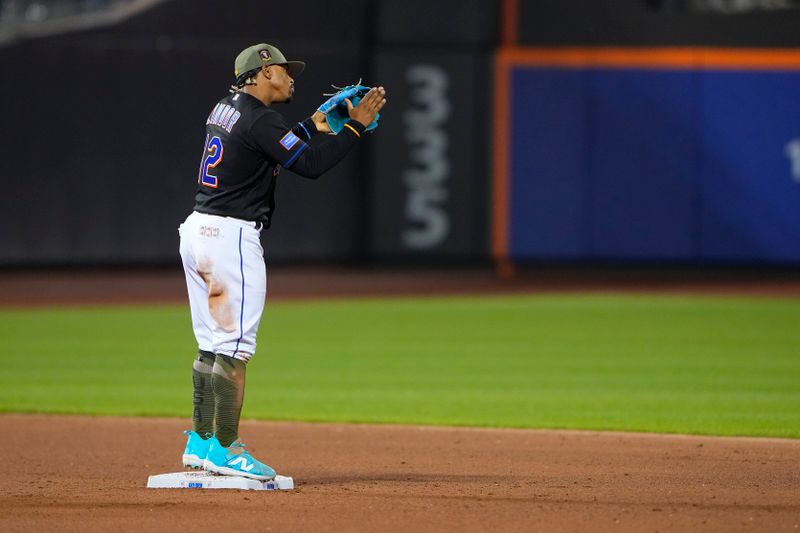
xmin=206 ymin=103 xmax=242 ymax=133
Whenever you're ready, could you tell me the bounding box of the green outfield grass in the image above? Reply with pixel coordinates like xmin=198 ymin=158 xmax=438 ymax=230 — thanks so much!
xmin=1 ymin=294 xmax=798 ymax=437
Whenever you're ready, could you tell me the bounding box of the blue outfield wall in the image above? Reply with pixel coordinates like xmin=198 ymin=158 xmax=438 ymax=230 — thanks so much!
xmin=508 ymin=66 xmax=800 ymax=264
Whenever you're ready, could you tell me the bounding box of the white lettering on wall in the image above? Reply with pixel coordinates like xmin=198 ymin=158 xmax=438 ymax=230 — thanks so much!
xmin=691 ymin=0 xmax=797 ymax=14
xmin=785 ymin=139 xmax=800 ymax=182
xmin=402 ymin=65 xmax=451 ymax=249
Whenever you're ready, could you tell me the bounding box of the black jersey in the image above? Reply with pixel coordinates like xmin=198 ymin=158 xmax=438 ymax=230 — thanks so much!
xmin=193 ymin=91 xmax=363 ymax=228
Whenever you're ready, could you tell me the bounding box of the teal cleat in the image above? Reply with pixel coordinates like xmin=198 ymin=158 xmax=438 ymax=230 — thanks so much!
xmin=203 ymin=435 xmax=276 ymax=481
xmin=182 ymin=430 xmax=213 ymax=469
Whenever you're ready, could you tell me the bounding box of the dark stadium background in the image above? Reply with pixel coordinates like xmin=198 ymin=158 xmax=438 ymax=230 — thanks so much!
xmin=2 ymin=0 xmax=799 ymax=270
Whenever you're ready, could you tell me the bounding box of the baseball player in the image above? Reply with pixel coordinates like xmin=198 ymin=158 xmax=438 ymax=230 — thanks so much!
xmin=178 ymin=43 xmax=386 ymax=480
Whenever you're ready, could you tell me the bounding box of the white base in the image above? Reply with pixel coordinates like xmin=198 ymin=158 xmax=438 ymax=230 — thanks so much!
xmin=147 ymin=471 xmax=294 ymax=491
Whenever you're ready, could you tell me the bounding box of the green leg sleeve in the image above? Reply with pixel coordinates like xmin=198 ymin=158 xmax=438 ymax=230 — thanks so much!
xmin=212 ymin=353 xmax=247 ymax=447
xmin=192 ymin=350 xmax=216 ymax=436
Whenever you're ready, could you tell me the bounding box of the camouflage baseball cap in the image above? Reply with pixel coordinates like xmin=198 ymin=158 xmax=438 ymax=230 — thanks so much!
xmin=234 ymin=43 xmax=305 ymax=80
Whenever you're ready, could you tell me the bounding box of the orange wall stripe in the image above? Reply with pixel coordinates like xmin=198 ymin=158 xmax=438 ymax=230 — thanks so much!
xmin=492 ymin=51 xmax=512 ymax=266
xmin=499 ymin=46 xmax=800 ymax=71
xmin=501 ymin=0 xmax=518 ymax=47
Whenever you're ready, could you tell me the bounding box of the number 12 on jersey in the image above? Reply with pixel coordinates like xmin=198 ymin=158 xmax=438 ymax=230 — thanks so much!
xmin=198 ymin=135 xmax=224 ymax=188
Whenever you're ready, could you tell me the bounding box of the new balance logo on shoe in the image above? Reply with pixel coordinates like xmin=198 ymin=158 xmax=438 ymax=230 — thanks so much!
xmin=229 ymin=456 xmax=255 ymax=472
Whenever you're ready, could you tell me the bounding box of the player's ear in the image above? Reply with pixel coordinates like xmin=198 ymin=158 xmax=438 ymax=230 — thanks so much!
xmin=262 ymin=65 xmax=271 ymax=80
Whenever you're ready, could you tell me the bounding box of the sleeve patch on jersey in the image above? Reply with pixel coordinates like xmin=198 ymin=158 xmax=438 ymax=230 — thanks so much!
xmin=279 ymin=131 xmax=300 ymax=151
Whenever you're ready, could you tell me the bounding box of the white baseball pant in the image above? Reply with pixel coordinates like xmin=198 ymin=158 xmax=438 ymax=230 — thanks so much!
xmin=178 ymin=211 xmax=266 ymax=363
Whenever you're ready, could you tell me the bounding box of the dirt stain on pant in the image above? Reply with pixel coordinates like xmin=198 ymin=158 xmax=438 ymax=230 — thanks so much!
xmin=198 ymin=263 xmax=236 ymax=333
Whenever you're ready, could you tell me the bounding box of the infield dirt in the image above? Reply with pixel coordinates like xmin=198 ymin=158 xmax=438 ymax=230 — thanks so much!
xmin=1 ymin=414 xmax=798 ymax=532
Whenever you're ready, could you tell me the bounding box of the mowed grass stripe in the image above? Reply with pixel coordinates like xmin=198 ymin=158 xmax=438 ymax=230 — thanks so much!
xmin=0 ymin=294 xmax=797 ymax=437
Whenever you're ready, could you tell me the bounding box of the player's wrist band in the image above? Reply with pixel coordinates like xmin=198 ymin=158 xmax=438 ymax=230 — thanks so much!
xmin=299 ymin=118 xmax=317 ymax=139
xmin=343 ymin=122 xmax=362 ymax=138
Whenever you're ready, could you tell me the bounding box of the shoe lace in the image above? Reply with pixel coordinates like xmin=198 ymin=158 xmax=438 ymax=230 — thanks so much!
xmin=183 ymin=430 xmax=213 ymax=440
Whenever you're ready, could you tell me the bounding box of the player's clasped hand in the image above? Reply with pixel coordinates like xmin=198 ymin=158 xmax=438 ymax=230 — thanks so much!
xmin=347 ymin=86 xmax=387 ymax=129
